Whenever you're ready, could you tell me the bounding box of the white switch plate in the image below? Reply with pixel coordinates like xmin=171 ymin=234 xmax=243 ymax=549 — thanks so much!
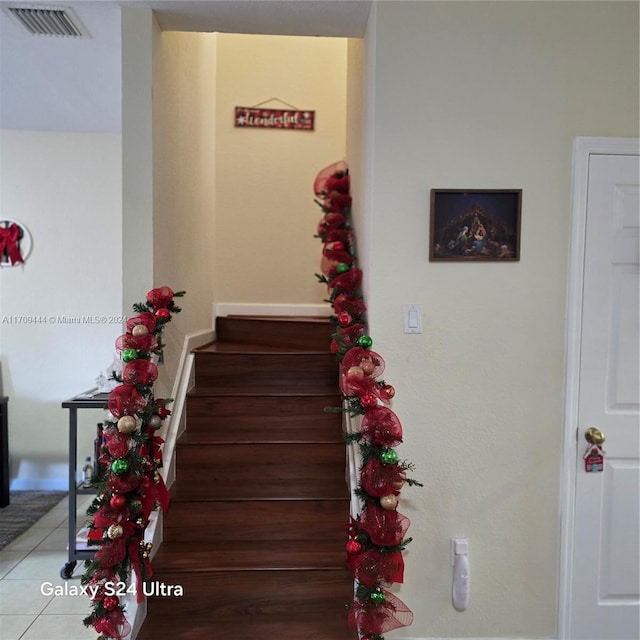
xmin=404 ymin=304 xmax=422 ymax=333
xmin=450 ymin=537 xmax=469 ymax=565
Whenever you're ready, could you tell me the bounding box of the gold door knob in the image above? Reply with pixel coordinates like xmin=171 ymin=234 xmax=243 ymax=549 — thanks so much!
xmin=584 ymin=427 xmax=605 ymax=445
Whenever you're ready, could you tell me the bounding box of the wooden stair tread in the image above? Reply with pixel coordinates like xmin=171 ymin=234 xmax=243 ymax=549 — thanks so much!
xmin=136 ymin=611 xmax=352 ymax=640
xmin=171 ymin=483 xmax=348 ymax=501
xmin=162 ymin=499 xmax=349 ymax=544
xmin=187 ymin=387 xmax=342 ymax=398
xmin=152 ymin=542 xmax=346 ymax=572
xmin=138 ymin=569 xmax=352 ymax=616
xmin=226 ymin=314 xmax=330 ymax=321
xmin=195 ymin=341 xmax=330 ymax=355
xmin=178 ymin=431 xmax=343 ymax=445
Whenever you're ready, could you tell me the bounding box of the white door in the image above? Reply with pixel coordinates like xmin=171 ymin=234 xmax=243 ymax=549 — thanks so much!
xmin=563 ymin=139 xmax=639 ymax=640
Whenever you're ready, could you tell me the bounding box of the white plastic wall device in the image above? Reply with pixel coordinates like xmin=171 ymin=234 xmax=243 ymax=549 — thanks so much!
xmin=451 ymin=538 xmax=470 ymax=611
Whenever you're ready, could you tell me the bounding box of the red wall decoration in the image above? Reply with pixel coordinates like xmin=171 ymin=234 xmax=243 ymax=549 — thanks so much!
xmin=235 ymin=106 xmax=315 ymax=130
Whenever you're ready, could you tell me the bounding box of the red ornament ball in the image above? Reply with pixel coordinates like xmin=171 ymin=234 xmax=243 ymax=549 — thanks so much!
xmin=381 ymin=384 xmax=396 ymax=401
xmin=102 ymin=596 xmax=119 ymax=612
xmin=155 ymin=308 xmax=170 ymax=319
xmin=360 ymin=394 xmax=379 ymax=409
xmin=109 ymin=494 xmax=127 ymax=511
xmin=332 ymin=241 xmax=345 ymax=252
xmin=337 ymin=312 xmax=352 ymax=327
xmin=346 ymin=539 xmax=362 ymax=555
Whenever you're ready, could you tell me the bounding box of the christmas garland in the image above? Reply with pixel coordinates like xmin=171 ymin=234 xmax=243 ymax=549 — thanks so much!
xmin=313 ymin=163 xmax=421 ymax=639
xmin=81 ymin=286 xmax=184 ymax=639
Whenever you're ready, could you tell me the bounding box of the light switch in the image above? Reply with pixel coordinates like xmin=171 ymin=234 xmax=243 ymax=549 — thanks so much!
xmin=403 ymin=304 xmax=422 ymax=333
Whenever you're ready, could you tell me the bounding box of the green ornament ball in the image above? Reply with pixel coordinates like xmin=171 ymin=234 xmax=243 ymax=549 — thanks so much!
xmin=356 ymin=335 xmax=373 ymax=349
xmin=122 ymin=348 xmax=139 ymax=363
xmin=381 ymin=448 xmax=398 ymax=465
xmin=111 ymin=459 xmax=129 ymax=475
xmin=336 ymin=262 xmax=350 ymax=274
xmin=370 ymin=589 xmax=386 ymax=606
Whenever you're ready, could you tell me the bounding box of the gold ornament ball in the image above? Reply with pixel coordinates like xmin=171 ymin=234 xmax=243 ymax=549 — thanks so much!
xmin=347 ymin=366 xmax=364 ymax=381
xmin=132 ymin=324 xmax=149 ymax=337
xmin=107 ymin=524 xmax=124 ymax=540
xmin=117 ymin=415 xmax=137 ymax=434
xmin=360 ymin=359 xmax=375 ymax=375
xmin=380 ymin=494 xmax=398 ymax=510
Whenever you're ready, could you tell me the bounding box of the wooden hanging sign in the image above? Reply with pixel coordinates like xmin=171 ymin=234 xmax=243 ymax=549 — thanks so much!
xmin=235 ymin=106 xmax=315 ymax=131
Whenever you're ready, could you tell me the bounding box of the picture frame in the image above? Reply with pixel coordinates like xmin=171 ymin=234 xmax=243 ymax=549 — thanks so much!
xmin=429 ymin=189 xmax=522 ymax=261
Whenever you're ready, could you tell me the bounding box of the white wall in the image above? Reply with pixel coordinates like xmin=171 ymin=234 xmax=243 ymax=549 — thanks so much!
xmin=362 ymin=2 xmax=639 ymax=638
xmin=0 ymin=130 xmax=122 ymax=489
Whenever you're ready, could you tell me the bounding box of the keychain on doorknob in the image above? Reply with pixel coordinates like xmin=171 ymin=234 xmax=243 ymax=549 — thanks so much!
xmin=583 ymin=427 xmax=606 ymax=473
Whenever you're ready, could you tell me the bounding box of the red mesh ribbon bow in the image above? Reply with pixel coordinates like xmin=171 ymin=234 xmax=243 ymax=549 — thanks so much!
xmin=103 ymin=427 xmax=130 ymax=459
xmin=359 ymin=505 xmax=410 ymax=547
xmin=108 ymin=385 xmax=146 ymax=419
xmin=360 ymin=407 xmax=404 ymax=448
xmin=348 ymin=590 xmax=414 ymax=635
xmin=331 ymin=324 xmax=365 ymax=354
xmin=328 ymin=268 xmax=362 ymax=295
xmin=122 ymin=360 xmax=158 ymax=386
xmin=93 ymin=610 xmax=131 ymax=639
xmin=360 ymin=458 xmax=407 ymax=498
xmin=0 ymin=223 xmax=24 ymax=265
xmin=115 ymin=333 xmax=158 ymax=353
xmin=126 ymin=312 xmax=157 ymax=334
xmin=146 ymin=286 xmax=174 ymax=309
xmin=333 ymin=294 xmax=367 ymax=323
xmin=353 ymin=548 xmax=405 ymax=587
xmin=314 ymin=161 xmax=349 ymax=197
xmin=340 ymin=373 xmax=386 ymax=404
xmin=342 ymin=348 xmax=385 ymax=378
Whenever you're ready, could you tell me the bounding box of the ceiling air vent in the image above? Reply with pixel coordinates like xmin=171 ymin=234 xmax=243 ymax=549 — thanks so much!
xmin=6 ymin=6 xmax=87 ymax=37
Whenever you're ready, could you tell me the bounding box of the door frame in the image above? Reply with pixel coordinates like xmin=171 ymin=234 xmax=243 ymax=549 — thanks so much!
xmin=559 ymin=136 xmax=640 ymax=639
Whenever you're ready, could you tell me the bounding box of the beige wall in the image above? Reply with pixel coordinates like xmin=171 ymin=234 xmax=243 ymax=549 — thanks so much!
xmin=153 ymin=28 xmax=217 ymax=395
xmin=362 ymin=2 xmax=639 ymax=638
xmin=151 ymin=30 xmax=348 ymax=388
xmin=215 ymin=33 xmax=348 ymax=305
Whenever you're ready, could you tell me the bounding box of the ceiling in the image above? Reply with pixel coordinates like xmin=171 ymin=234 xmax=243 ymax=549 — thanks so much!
xmin=0 ymin=0 xmax=371 ymax=133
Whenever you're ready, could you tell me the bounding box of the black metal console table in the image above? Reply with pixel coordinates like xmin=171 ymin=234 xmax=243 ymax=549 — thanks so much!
xmin=60 ymin=389 xmax=108 ymax=578
xmin=0 ymin=397 xmax=8 ymax=508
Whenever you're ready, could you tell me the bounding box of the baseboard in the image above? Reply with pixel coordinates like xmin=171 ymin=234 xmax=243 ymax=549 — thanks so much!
xmin=215 ymin=302 xmax=331 ymax=318
xmin=396 ymin=637 xmax=556 ymax=640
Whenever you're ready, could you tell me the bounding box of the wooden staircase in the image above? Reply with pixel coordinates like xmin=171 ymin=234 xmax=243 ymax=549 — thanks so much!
xmin=136 ymin=316 xmax=353 ymax=640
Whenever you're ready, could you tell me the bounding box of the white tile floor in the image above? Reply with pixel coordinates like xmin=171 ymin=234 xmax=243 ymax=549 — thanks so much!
xmin=0 ymin=496 xmax=99 ymax=640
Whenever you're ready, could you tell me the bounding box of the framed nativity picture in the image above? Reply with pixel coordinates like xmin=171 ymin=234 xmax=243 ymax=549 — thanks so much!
xmin=429 ymin=189 xmax=521 ymax=261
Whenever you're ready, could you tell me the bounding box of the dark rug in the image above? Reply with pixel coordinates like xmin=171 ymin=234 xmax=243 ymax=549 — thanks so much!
xmin=0 ymin=490 xmax=67 ymax=550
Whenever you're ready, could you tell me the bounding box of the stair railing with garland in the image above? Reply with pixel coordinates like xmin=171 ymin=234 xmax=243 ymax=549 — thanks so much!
xmin=313 ymin=162 xmax=422 ymax=639
xmin=81 ymin=286 xmax=184 ymax=639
